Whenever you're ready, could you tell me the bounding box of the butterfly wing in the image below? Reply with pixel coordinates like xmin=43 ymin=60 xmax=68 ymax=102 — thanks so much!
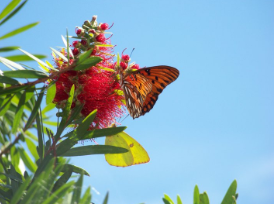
xmin=123 ymin=73 xmax=153 ymax=118
xmin=123 ymin=65 xmax=179 ymax=119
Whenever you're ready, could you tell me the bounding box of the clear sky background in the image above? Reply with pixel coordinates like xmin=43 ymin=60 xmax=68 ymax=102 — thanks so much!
xmin=1 ymin=0 xmax=274 ymax=203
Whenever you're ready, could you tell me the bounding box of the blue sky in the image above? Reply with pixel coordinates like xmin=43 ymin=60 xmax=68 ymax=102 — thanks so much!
xmin=1 ymin=0 xmax=274 ymax=203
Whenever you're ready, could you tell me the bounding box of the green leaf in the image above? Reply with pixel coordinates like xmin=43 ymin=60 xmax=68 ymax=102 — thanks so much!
xmin=61 ymin=145 xmax=128 ymax=157
xmin=18 ymin=147 xmax=37 ymax=173
xmin=52 ymin=168 xmax=73 ymax=193
xmin=66 ymin=31 xmax=71 ymax=63
xmin=163 ymin=198 xmax=171 ymax=204
xmin=71 ymin=174 xmax=83 ymax=203
xmin=61 ymin=164 xmax=90 ymax=176
xmin=0 ymin=75 xmax=19 ymax=84
xmin=82 ymin=126 xmax=127 ymax=140
xmin=42 ymin=102 xmax=56 ymax=114
xmin=25 ymin=137 xmax=39 ymax=161
xmin=74 ymin=56 xmax=102 ymax=71
xmin=0 ymin=46 xmax=20 ymax=52
xmin=79 ymin=187 xmax=92 ymax=204
xmin=24 ymin=87 xmax=45 ymax=131
xmin=0 ymin=0 xmax=27 ymax=26
xmin=102 ymin=192 xmax=109 ymax=204
xmin=9 ymin=176 xmax=31 ymax=204
xmin=42 ymin=181 xmax=74 ymax=204
xmin=163 ymin=194 xmax=174 ymax=204
xmin=199 ymin=192 xmax=209 ymax=204
xmin=4 ymin=70 xmax=48 ymax=78
xmin=0 ymin=0 xmax=21 ymax=21
xmin=0 ymin=22 xmax=39 ymax=40
xmin=46 ymin=83 xmax=56 ymax=104
xmin=0 ymin=95 xmax=14 ymax=116
xmin=194 ymin=185 xmax=200 ymax=204
xmin=36 ymin=111 xmax=44 ymax=159
xmin=55 ymin=85 xmax=75 ymax=140
xmin=177 ymin=195 xmax=183 ymax=204
xmin=12 ymin=89 xmax=26 ymax=133
xmin=0 ymin=85 xmax=29 ymax=96
xmin=221 ymin=180 xmax=237 ymax=204
xmin=56 ymin=109 xmax=97 ymax=156
xmin=50 ymin=47 xmax=68 ymax=62
xmin=5 ymin=54 xmax=46 ymax=62
xmin=77 ymin=49 xmax=93 ymax=65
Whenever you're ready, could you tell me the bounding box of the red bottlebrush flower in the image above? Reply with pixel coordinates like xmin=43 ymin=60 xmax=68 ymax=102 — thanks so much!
xmin=122 ymin=54 xmax=130 ymax=62
xmin=131 ymin=64 xmax=140 ymax=69
xmin=81 ymin=39 xmax=87 ymax=46
xmin=72 ymin=48 xmax=79 ymax=55
xmin=120 ymin=61 xmax=128 ymax=70
xmin=100 ymin=23 xmax=109 ymax=30
xmin=72 ymin=41 xmax=79 ymax=47
xmin=96 ymin=33 xmax=106 ymax=42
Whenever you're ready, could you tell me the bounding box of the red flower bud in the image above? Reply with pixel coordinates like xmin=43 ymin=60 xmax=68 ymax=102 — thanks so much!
xmin=89 ymin=29 xmax=96 ymax=34
xmin=100 ymin=23 xmax=109 ymax=30
xmin=72 ymin=48 xmax=79 ymax=55
xmin=76 ymin=29 xmax=82 ymax=35
xmin=120 ymin=61 xmax=128 ymax=70
xmin=131 ymin=64 xmax=140 ymax=69
xmin=122 ymin=54 xmax=130 ymax=62
xmin=81 ymin=39 xmax=87 ymax=46
xmin=72 ymin=41 xmax=79 ymax=47
xmin=96 ymin=33 xmax=106 ymax=42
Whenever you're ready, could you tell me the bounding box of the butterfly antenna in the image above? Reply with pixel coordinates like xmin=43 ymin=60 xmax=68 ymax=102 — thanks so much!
xmin=122 ymin=48 xmax=127 ymax=55
xmin=130 ymin=48 xmax=135 ymax=58
xmin=121 ymin=114 xmax=130 ymax=123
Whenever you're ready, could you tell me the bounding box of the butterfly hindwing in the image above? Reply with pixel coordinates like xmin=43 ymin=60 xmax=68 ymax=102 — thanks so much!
xmin=123 ymin=73 xmax=153 ymax=118
xmin=123 ymin=65 xmax=179 ymax=119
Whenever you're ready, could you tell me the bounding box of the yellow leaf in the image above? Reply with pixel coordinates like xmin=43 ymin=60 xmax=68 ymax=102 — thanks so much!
xmin=105 ymin=131 xmax=150 ymax=167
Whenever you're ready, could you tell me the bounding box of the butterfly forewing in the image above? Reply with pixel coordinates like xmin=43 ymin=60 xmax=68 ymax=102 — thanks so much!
xmin=123 ymin=65 xmax=179 ymax=119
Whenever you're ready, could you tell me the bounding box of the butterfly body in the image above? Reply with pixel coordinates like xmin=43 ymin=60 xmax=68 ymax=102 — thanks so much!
xmin=120 ymin=66 xmax=179 ymax=119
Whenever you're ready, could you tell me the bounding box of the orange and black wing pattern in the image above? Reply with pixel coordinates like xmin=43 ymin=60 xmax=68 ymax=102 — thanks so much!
xmin=123 ymin=65 xmax=179 ymax=119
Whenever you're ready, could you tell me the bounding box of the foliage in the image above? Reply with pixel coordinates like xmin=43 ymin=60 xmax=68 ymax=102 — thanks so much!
xmin=163 ymin=180 xmax=238 ymax=204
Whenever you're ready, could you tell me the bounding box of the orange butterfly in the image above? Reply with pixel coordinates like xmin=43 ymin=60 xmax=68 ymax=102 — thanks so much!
xmin=121 ymin=65 xmax=179 ymax=119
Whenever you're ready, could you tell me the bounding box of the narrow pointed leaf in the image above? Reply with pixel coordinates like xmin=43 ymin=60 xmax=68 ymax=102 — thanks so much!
xmin=71 ymin=174 xmax=83 ymax=203
xmin=42 ymin=181 xmax=74 ymax=204
xmin=177 ymin=195 xmax=183 ymax=204
xmin=18 ymin=48 xmax=50 ymax=69
xmin=25 ymin=137 xmax=39 ymax=161
xmin=52 ymin=168 xmax=73 ymax=192
xmin=42 ymin=102 xmax=56 ymax=114
xmin=0 ymin=85 xmax=29 ymax=96
xmin=36 ymin=111 xmax=44 ymax=159
xmin=50 ymin=47 xmax=68 ymax=62
xmin=0 ymin=94 xmax=14 ymax=116
xmin=4 ymin=70 xmax=48 ymax=78
xmin=79 ymin=187 xmax=92 ymax=204
xmin=12 ymin=90 xmax=26 ymax=133
xmin=0 ymin=56 xmax=24 ymax=69
xmin=199 ymin=192 xmax=209 ymax=204
xmin=163 ymin=198 xmax=171 ymax=204
xmin=0 ymin=0 xmax=21 ymax=21
xmin=0 ymin=46 xmax=20 ymax=52
xmin=46 ymin=83 xmax=56 ymax=104
xmin=61 ymin=164 xmax=90 ymax=176
xmin=77 ymin=49 xmax=93 ymax=64
xmin=55 ymin=85 xmax=74 ymax=140
xmin=221 ymin=180 xmax=237 ymax=204
xmin=82 ymin=126 xmax=127 ymax=140
xmin=24 ymin=87 xmax=45 ymax=131
xmin=74 ymin=56 xmax=102 ymax=71
xmin=5 ymin=54 xmax=46 ymax=62
xmin=102 ymin=192 xmax=109 ymax=204
xmin=163 ymin=194 xmax=174 ymax=204
xmin=0 ymin=0 xmax=27 ymax=26
xmin=0 ymin=75 xmax=19 ymax=84
xmin=0 ymin=22 xmax=39 ymax=40
xmin=194 ymin=185 xmax=200 ymax=204
xmin=9 ymin=176 xmax=32 ymax=204
xmin=61 ymin=145 xmax=128 ymax=157
xmin=18 ymin=148 xmax=37 ymax=173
